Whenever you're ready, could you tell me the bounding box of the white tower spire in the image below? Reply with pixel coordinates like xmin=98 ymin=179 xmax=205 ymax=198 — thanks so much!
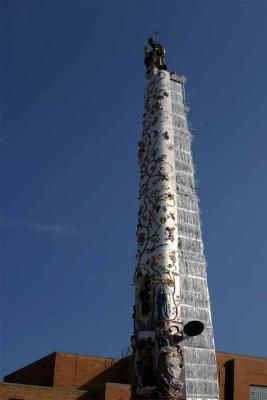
xmin=131 ymin=39 xmax=219 ymax=400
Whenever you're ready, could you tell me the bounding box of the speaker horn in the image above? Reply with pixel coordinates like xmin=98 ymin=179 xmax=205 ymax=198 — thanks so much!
xmin=183 ymin=320 xmax=204 ymax=337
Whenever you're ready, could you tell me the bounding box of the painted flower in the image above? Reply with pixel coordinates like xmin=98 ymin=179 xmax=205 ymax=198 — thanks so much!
xmin=137 ymin=232 xmax=146 ymax=244
xmin=166 ymin=227 xmax=175 ymax=242
xmin=158 ymin=155 xmax=167 ymax=162
xmin=164 ymin=132 xmax=169 ymax=140
xmin=164 ymin=278 xmax=174 ymax=287
xmin=152 ymin=254 xmax=164 ymax=265
xmin=167 ymin=193 xmax=174 ymax=200
xmin=159 ymin=171 xmax=169 ymax=181
xmin=169 ymin=251 xmax=176 ymax=263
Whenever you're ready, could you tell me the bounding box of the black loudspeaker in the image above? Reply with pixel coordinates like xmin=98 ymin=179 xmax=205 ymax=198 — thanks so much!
xmin=183 ymin=320 xmax=204 ymax=337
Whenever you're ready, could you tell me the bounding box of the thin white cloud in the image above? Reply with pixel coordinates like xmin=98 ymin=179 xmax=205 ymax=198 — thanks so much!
xmin=1 ymin=217 xmax=84 ymax=237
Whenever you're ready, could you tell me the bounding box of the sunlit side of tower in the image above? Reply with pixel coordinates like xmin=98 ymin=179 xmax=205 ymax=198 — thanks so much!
xmin=131 ymin=37 xmax=219 ymax=400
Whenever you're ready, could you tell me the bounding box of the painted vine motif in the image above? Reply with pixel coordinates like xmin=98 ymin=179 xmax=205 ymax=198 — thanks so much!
xmin=132 ymin=70 xmax=186 ymax=400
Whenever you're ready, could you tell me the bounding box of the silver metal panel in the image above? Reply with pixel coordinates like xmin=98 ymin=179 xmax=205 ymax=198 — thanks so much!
xmin=170 ymin=76 xmax=219 ymax=400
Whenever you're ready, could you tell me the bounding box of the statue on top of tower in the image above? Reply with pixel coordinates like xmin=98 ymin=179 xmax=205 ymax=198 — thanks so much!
xmin=144 ymin=35 xmax=167 ymax=74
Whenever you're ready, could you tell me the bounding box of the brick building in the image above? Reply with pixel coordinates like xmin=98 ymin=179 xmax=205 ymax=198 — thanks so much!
xmin=1 ymin=351 xmax=267 ymax=400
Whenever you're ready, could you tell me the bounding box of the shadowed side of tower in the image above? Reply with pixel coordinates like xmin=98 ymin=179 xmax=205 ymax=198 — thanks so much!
xmin=171 ymin=73 xmax=219 ymax=399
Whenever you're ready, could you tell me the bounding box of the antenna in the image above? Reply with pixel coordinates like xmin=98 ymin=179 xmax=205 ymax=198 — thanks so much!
xmin=121 ymin=346 xmax=131 ymax=359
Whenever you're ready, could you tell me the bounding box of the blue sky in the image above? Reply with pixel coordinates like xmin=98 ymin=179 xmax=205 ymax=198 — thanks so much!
xmin=2 ymin=1 xmax=267 ymax=378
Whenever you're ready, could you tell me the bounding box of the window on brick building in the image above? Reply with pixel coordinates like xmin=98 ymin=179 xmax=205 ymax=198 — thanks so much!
xmin=250 ymin=385 xmax=267 ymax=400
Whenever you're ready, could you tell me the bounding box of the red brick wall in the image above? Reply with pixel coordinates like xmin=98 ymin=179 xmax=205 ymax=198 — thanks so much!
xmin=3 ymin=353 xmax=56 ymax=388
xmin=3 ymin=351 xmax=267 ymax=400
xmin=54 ymin=353 xmax=128 ymax=390
xmin=0 ymin=382 xmax=91 ymax=400
xmin=104 ymin=383 xmax=131 ymax=400
xmin=216 ymin=351 xmax=267 ymax=400
xmin=216 ymin=352 xmax=229 ymax=398
xmin=3 ymin=352 xmax=130 ymax=392
xmin=107 ymin=353 xmax=267 ymax=400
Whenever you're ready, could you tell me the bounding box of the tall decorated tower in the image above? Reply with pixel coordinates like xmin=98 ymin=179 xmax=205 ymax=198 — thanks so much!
xmin=131 ymin=36 xmax=219 ymax=400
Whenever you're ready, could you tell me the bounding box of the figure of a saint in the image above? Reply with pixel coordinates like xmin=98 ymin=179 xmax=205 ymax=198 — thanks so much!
xmin=144 ymin=37 xmax=167 ymax=74
xmin=157 ymin=287 xmax=168 ymax=319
